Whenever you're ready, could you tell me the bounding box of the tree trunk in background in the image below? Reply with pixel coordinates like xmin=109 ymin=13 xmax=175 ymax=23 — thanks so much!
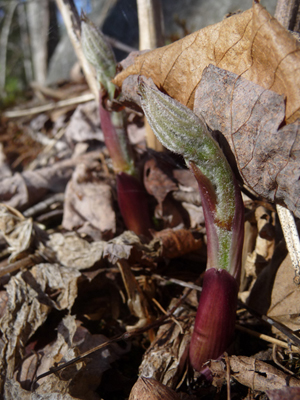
xmin=17 ymin=1 xmax=33 ymax=85
xmin=0 ymin=1 xmax=17 ymax=95
xmin=27 ymin=0 xmax=49 ymax=85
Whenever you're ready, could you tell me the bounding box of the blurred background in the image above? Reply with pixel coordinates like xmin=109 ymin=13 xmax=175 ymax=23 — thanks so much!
xmin=0 ymin=0 xmax=277 ymax=108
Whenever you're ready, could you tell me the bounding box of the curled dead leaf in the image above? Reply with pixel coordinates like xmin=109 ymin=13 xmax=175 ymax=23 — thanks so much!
xmin=151 ymin=228 xmax=202 ymax=259
xmin=113 ymin=3 xmax=300 ymax=123
xmin=139 ymin=301 xmax=193 ymax=389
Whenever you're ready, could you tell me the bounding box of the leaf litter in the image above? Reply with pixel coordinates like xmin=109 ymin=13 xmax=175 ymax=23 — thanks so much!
xmin=0 ymin=2 xmax=300 ymax=399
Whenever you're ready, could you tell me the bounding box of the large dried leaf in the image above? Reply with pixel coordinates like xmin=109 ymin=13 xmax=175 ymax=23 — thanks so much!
xmin=266 ymin=388 xmax=300 ymax=400
xmin=62 ymin=164 xmax=116 ymax=240
xmin=15 ymin=316 xmax=128 ymax=400
xmin=267 ymin=253 xmax=300 ymax=334
xmin=4 ymin=379 xmax=78 ymax=400
xmin=209 ymin=356 xmax=300 ymax=392
xmin=0 ymin=264 xmax=80 ymax=391
xmin=113 ymin=4 xmax=300 ymax=214
xmin=0 ymin=204 xmax=44 ymax=261
xmin=194 ymin=65 xmax=300 ymax=217
xmin=64 ymin=101 xmax=103 ymax=144
xmin=47 ymin=232 xmax=105 ymax=270
xmin=114 ymin=3 xmax=300 ymax=123
xmin=0 ymin=152 xmax=100 ymax=211
xmin=151 ymin=228 xmax=202 ymax=259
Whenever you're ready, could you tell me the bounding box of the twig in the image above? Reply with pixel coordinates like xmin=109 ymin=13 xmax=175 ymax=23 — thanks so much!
xmin=136 ymin=0 xmax=164 ymax=151
xmin=274 ymin=0 xmax=300 ymax=32
xmin=3 ymin=93 xmax=95 ymax=118
xmin=23 ymin=193 xmax=65 ymax=218
xmin=30 ymin=81 xmax=88 ymax=100
xmin=272 ymin=344 xmax=295 ymax=375
xmin=33 ymin=288 xmax=192 ymax=386
xmin=236 ymin=324 xmax=300 ymax=352
xmin=224 ymin=353 xmax=231 ymax=400
xmin=106 ymin=36 xmax=137 ymax=54
xmin=0 ymin=253 xmax=43 ymax=279
xmin=55 ymin=0 xmax=99 ymax=102
xmin=152 ymin=297 xmax=183 ymax=334
xmin=238 ymin=300 xmax=300 ymax=348
xmin=153 ymin=274 xmax=202 ymax=291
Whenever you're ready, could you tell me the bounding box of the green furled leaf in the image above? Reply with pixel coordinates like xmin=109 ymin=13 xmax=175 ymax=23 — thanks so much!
xmin=138 ymin=76 xmax=244 ymax=274
xmin=81 ymin=15 xmax=116 ymax=100
xmin=137 ymin=76 xmax=235 ymax=227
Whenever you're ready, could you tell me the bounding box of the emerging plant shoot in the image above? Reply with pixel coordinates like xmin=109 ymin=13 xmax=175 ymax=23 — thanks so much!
xmin=138 ymin=76 xmax=244 ymax=371
xmin=81 ymin=18 xmax=153 ymax=237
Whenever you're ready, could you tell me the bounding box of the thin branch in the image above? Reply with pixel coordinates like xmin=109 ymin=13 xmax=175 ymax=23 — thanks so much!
xmin=33 ymin=288 xmax=192 ymax=386
xmin=3 ymin=92 xmax=94 ymax=118
xmin=236 ymin=325 xmax=300 ymax=352
xmin=136 ymin=0 xmax=165 ymax=151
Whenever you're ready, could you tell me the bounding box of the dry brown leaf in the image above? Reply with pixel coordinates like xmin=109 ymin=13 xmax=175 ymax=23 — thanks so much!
xmin=103 ymin=231 xmax=142 ymax=264
xmin=0 ymin=264 xmax=80 ymax=392
xmin=62 ymin=163 xmax=116 ymax=240
xmin=267 ymin=253 xmax=300 ymax=334
xmin=103 ymin=230 xmax=161 ymax=266
xmin=64 ymin=101 xmax=103 ymax=144
xmin=266 ymin=387 xmax=300 ymax=400
xmin=23 ymin=315 xmax=79 ymax=398
xmin=0 ymin=151 xmax=101 ymax=212
xmin=139 ymin=300 xmax=193 ymax=389
xmin=113 ymin=4 xmax=300 ymax=215
xmin=209 ymin=355 xmax=300 ymax=392
xmin=118 ymin=259 xmax=155 ymax=332
xmin=4 ymin=379 xmax=78 ymax=400
xmin=0 ymin=204 xmax=33 ymax=259
xmin=151 ymin=228 xmax=202 ymax=259
xmin=20 ymin=317 xmax=128 ymax=399
xmin=143 ymin=157 xmax=178 ymax=206
xmin=0 ymin=162 xmax=73 ymax=211
xmin=47 ymin=232 xmax=105 ymax=270
xmin=113 ymin=3 xmax=300 ymax=123
xmin=194 ymin=65 xmax=300 ymax=216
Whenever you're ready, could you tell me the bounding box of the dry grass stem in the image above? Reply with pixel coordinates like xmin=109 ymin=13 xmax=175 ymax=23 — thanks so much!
xmin=236 ymin=324 xmax=300 ymax=353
